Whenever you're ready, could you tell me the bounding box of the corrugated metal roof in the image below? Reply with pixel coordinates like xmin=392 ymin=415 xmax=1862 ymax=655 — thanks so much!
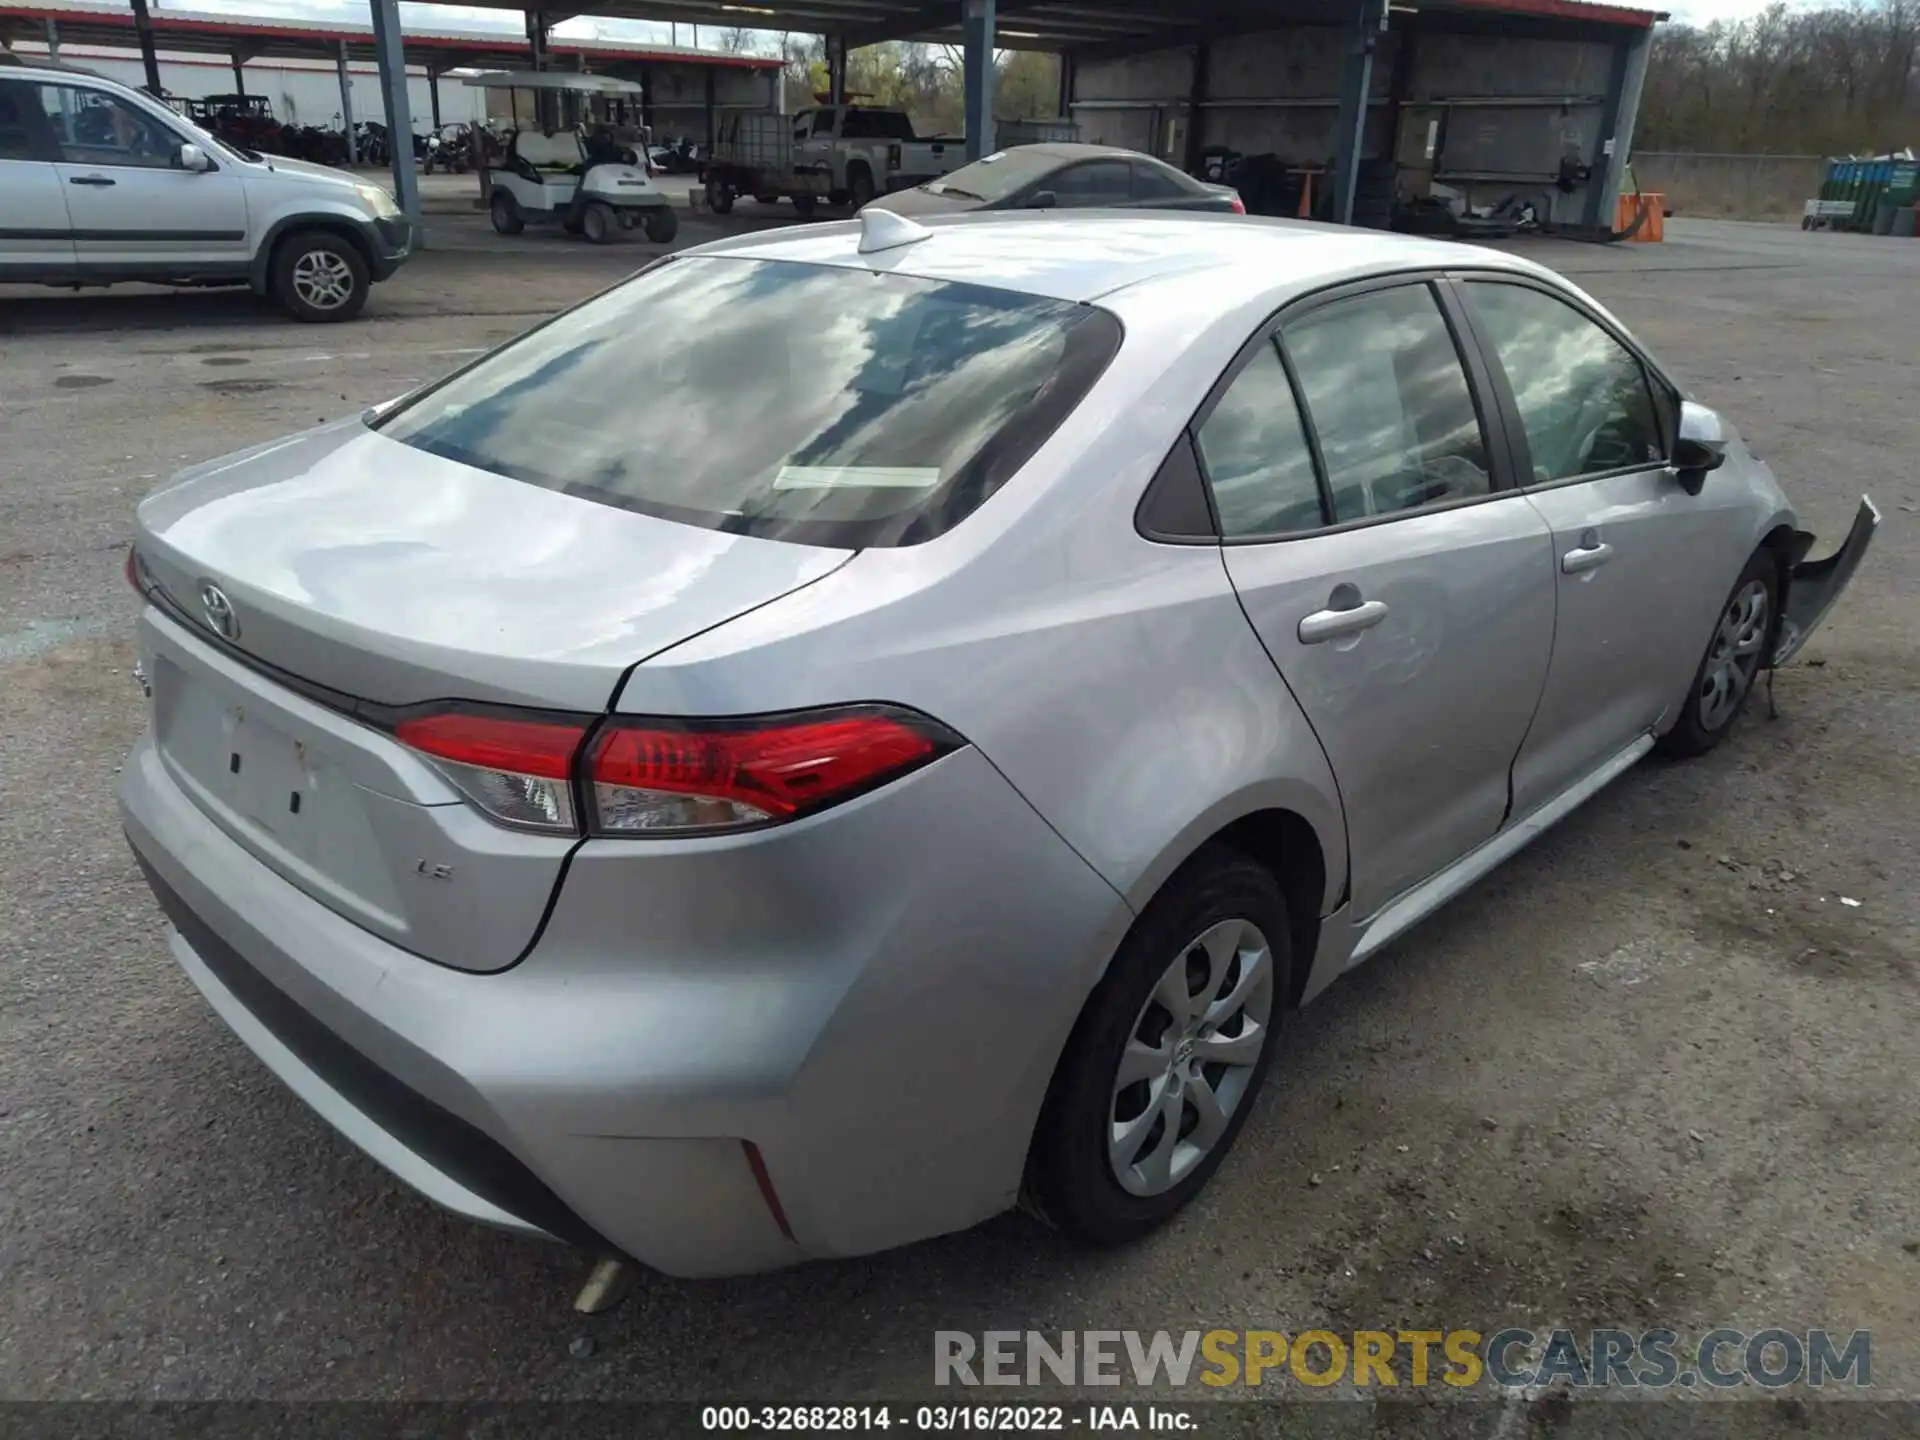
xmin=0 ymin=0 xmax=783 ymax=66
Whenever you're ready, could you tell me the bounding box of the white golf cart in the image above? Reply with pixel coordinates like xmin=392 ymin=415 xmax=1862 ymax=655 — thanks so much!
xmin=466 ymin=72 xmax=677 ymax=245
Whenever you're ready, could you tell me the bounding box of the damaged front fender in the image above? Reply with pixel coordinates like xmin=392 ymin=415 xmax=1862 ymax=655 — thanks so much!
xmin=1774 ymin=496 xmax=1881 ymax=666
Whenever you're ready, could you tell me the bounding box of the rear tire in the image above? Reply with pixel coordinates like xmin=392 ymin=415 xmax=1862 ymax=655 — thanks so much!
xmin=1657 ymin=547 xmax=1780 ymax=758
xmin=270 ymin=229 xmax=368 ymax=323
xmin=705 ymin=177 xmax=735 ymax=214
xmin=1028 ymin=846 xmax=1290 ymax=1245
xmin=642 ymin=206 xmax=678 ymax=243
xmin=490 ymin=190 xmax=524 ymax=235
xmin=582 ymin=202 xmax=616 ymax=245
xmin=847 ymin=164 xmax=875 ymax=210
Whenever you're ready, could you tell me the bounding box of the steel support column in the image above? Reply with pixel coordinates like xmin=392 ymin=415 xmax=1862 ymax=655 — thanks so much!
xmin=962 ymin=0 xmax=995 ymax=162
xmin=825 ymin=34 xmax=847 ymax=105
xmin=1330 ymin=0 xmax=1385 ymax=226
xmin=231 ymin=52 xmax=246 ymax=96
xmin=337 ymin=41 xmax=358 ymax=164
xmin=705 ymin=65 xmax=717 ymax=149
xmin=1584 ymin=26 xmax=1652 ymax=230
xmin=128 ymin=0 xmax=163 ymax=96
xmin=368 ymin=0 xmax=421 ymax=230
xmin=428 ymin=68 xmax=443 ymax=129
xmin=1182 ymin=41 xmax=1208 ymax=174
xmin=1056 ymin=50 xmax=1074 ymax=122
xmin=43 ymin=18 xmax=58 ymax=62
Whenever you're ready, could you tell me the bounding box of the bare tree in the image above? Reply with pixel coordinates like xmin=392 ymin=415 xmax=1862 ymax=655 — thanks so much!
xmin=1641 ymin=0 xmax=1920 ymax=154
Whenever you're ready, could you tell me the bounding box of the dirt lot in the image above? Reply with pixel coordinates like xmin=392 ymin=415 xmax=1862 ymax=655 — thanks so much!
xmin=1 ymin=208 xmax=1915 ymax=1431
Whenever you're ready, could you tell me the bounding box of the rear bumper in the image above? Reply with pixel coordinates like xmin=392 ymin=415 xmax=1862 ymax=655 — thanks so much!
xmin=120 ymin=729 xmax=1126 ymax=1276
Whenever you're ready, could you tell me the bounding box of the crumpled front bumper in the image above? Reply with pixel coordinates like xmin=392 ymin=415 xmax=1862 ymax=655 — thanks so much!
xmin=1774 ymin=496 xmax=1880 ymax=666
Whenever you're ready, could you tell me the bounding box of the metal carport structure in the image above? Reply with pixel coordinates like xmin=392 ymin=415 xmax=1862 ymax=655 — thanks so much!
xmin=424 ymin=0 xmax=1663 ymax=229
xmin=5 ymin=0 xmax=1662 ymax=237
xmin=0 ymin=0 xmax=778 ymax=228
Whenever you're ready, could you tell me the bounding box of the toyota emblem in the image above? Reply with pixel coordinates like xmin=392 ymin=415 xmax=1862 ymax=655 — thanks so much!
xmin=199 ymin=581 xmax=240 ymax=641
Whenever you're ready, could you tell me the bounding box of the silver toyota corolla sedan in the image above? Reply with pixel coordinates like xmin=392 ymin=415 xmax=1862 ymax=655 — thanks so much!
xmin=120 ymin=210 xmax=1877 ymax=1276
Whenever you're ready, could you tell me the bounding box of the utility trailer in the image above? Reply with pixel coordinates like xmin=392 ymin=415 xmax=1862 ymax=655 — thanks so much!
xmin=705 ymin=106 xmax=964 ymax=216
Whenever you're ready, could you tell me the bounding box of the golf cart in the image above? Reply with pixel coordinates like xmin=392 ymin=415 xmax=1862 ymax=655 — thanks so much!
xmin=465 ymin=72 xmax=676 ymax=244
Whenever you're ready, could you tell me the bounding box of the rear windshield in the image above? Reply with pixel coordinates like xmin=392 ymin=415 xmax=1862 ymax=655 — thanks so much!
xmin=377 ymin=256 xmax=1120 ymax=548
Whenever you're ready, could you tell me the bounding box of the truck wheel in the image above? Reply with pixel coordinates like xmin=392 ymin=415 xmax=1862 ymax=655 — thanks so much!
xmin=490 ymin=190 xmax=524 ymax=235
xmin=582 ymin=202 xmax=616 ymax=244
xmin=791 ymin=194 xmax=817 ymax=219
xmin=705 ymin=178 xmax=735 ymax=215
xmin=642 ymin=207 xmax=678 ymax=243
xmin=271 ymin=230 xmax=368 ymax=323
xmin=847 ymin=164 xmax=875 ymax=210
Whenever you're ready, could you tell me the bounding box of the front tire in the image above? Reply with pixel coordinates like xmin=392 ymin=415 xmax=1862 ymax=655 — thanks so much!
xmin=1028 ymin=846 xmax=1290 ymax=1245
xmin=490 ymin=190 xmax=524 ymax=235
xmin=270 ymin=230 xmax=368 ymax=323
xmin=582 ymin=202 xmax=616 ymax=244
xmin=642 ymin=206 xmax=678 ymax=243
xmin=1657 ymin=548 xmax=1780 ymax=757
xmin=705 ymin=177 xmax=735 ymax=214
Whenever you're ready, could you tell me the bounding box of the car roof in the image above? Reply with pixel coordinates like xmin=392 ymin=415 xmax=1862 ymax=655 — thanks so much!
xmin=999 ymin=141 xmax=1144 ymax=163
xmin=690 ymin=210 xmax=1550 ymax=310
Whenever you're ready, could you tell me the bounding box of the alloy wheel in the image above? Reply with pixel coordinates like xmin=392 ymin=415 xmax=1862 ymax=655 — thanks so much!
xmin=1698 ymin=578 xmax=1769 ymax=731
xmin=291 ymin=250 xmax=355 ymax=311
xmin=1108 ymin=918 xmax=1274 ymax=1197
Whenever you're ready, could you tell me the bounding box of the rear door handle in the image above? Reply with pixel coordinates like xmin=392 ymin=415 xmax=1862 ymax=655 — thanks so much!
xmin=69 ymin=175 xmax=116 ymax=186
xmin=1562 ymin=541 xmax=1614 ymax=574
xmin=1298 ymin=598 xmax=1389 ymax=644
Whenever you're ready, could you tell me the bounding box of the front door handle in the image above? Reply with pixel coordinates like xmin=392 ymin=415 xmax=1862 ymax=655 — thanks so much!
xmin=69 ymin=175 xmax=116 ymax=186
xmin=1298 ymin=597 xmax=1389 ymax=644
xmin=1562 ymin=541 xmax=1614 ymax=574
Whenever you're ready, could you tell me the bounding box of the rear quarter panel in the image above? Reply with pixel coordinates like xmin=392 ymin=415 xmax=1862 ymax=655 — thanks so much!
xmin=612 ymin=263 xmax=1352 ymax=930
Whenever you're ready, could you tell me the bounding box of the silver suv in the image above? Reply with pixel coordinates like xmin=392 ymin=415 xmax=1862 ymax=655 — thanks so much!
xmin=0 ymin=59 xmax=412 ymax=320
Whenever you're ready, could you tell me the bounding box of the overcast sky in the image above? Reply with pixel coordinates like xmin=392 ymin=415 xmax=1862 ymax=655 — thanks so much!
xmin=172 ymin=0 xmax=1791 ymax=47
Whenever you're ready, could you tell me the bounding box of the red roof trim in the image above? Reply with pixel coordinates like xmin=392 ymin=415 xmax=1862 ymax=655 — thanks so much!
xmin=0 ymin=5 xmax=782 ymax=65
xmin=1442 ymin=0 xmax=1662 ymax=28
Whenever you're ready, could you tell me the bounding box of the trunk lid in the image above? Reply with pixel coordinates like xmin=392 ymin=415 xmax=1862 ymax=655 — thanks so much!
xmin=134 ymin=420 xmax=850 ymax=971
xmin=134 ymin=419 xmax=851 ymax=711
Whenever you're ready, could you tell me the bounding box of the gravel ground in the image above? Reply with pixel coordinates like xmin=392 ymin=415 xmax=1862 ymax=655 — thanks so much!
xmin=0 ymin=213 xmax=1915 ymax=1431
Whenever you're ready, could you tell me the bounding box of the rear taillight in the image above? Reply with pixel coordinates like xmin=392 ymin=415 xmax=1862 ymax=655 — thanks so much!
xmin=393 ymin=703 xmax=959 ymax=838
xmin=396 ymin=709 xmax=588 ymax=833
xmin=586 ymin=706 xmax=957 ymax=835
xmin=1228 ymin=192 xmax=1247 ymax=215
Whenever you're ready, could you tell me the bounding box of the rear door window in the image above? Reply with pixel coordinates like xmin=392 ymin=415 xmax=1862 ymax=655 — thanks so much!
xmin=1130 ymin=163 xmax=1188 ymax=201
xmin=377 ymin=257 xmax=1122 ymax=549
xmin=1051 ymin=160 xmax=1131 ymax=205
xmin=1194 ymin=342 xmax=1324 ymax=536
xmin=1282 ymin=284 xmax=1492 ymax=523
xmin=0 ymin=80 xmax=49 ymax=160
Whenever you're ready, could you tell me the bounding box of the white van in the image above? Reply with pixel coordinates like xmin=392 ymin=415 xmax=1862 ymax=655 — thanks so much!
xmin=0 ymin=58 xmax=413 ymax=321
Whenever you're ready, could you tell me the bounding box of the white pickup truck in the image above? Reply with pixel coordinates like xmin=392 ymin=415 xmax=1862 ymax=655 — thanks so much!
xmin=705 ymin=105 xmax=965 ymax=215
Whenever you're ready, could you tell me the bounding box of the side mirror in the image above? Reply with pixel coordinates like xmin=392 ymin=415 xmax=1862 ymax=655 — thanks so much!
xmin=176 ymin=142 xmax=213 ymax=172
xmin=1026 ymin=189 xmax=1058 ymax=210
xmin=1671 ymin=400 xmax=1727 ymax=496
